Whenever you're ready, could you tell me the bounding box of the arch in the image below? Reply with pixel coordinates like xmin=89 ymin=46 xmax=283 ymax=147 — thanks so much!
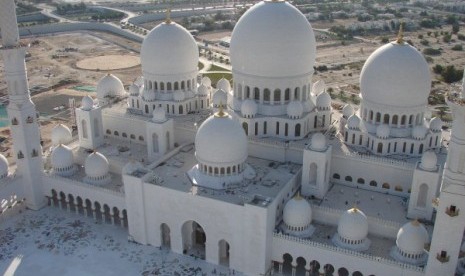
xmin=294 ymin=87 xmax=300 ymax=99
xmin=383 ymin=114 xmax=390 ymax=124
xmin=285 ymin=88 xmax=290 ymax=101
xmin=103 ymin=204 xmax=111 ymax=224
xmin=276 ymin=122 xmax=280 ymax=135
xmin=114 ymin=131 xmax=119 ymax=136
xmin=274 ymin=89 xmax=281 ymax=102
xmin=51 ymin=189 xmax=58 ymax=207
xmin=352 ymin=272 xmax=363 ymax=276
xmin=345 ymin=176 xmax=352 ymax=182
xmin=375 ymin=112 xmax=381 ymax=123
xmin=309 ymin=260 xmax=320 ymax=274
xmin=179 ymin=105 xmax=183 ymax=114
xmin=382 ymin=183 xmax=390 ymax=189
xmin=282 ymin=253 xmax=293 ymax=275
xmin=59 ymin=191 xmax=66 ymax=209
xmin=67 ymin=194 xmax=75 ymax=212
xmin=295 ymin=256 xmax=306 ymax=276
xmin=377 ymin=142 xmax=383 ymax=153
xmin=419 ymin=144 xmax=424 ymax=154
xmin=167 ymin=82 xmax=172 ymax=91
xmin=254 ymin=87 xmax=260 ymax=100
xmin=11 ymin=117 xmax=18 ymax=125
xmin=174 ymin=82 xmax=179 ymax=90
xmin=160 ymin=82 xmax=165 ymax=90
xmin=145 ymin=105 xmax=149 ymax=114
xmin=161 ymin=223 xmax=171 ymax=249
xmin=94 ymin=201 xmax=102 ymax=221
xmin=182 ymin=220 xmax=206 ymax=260
xmin=369 ymin=180 xmax=377 ymax=187
xmin=369 ymin=110 xmax=373 ymax=121
xmin=357 ymin=178 xmax=365 ymax=184
xmin=181 ymin=81 xmax=185 ymax=90
xmin=122 ymin=132 xmax=127 ymax=138
xmin=409 ymin=115 xmax=414 ymax=125
xmin=130 ymin=134 xmax=135 ymax=139
xmin=139 ymin=135 xmax=144 ymax=141
xmin=395 ymin=185 xmax=403 ymax=192
xmin=81 ymin=119 xmax=88 ymax=139
xmin=264 ymin=121 xmax=267 ymax=135
xmin=417 ymin=183 xmax=428 ymax=208
xmin=154 ymin=81 xmax=158 ymax=90
xmin=285 ymin=123 xmax=288 ymax=136
xmin=392 ymin=115 xmax=398 ymax=125
xmin=218 ymin=239 xmax=230 ymax=267
xmin=242 ymin=122 xmax=248 ymax=135
xmin=76 ymin=196 xmax=84 ymax=215
xmin=324 ymin=263 xmax=335 ymax=276
xmin=112 ymin=207 xmax=120 ymax=226
xmin=333 ymin=173 xmax=340 ymax=180
xmin=309 ymin=163 xmax=317 ymax=185
xmin=338 ymin=267 xmax=349 ymax=276
xmin=94 ymin=118 xmax=100 ymax=137
xmin=85 ymin=199 xmax=92 ymax=218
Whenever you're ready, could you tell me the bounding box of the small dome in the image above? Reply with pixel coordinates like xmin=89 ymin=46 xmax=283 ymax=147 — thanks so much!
xmin=312 ymin=80 xmax=326 ymax=96
xmin=51 ymin=124 xmax=72 ymax=145
xmin=360 ymin=41 xmax=431 ymax=108
xmin=141 ymin=22 xmax=198 ymax=77
xmin=217 ymin=78 xmax=231 ymax=92
xmin=420 ymin=151 xmax=437 ymax=171
xmin=311 ymin=133 xmax=327 ymax=151
xmin=230 ymin=0 xmax=316 ymax=78
xmin=173 ymin=91 xmax=185 ymax=102
xmin=197 ymin=84 xmax=208 ymax=96
xmin=129 ymin=84 xmax=140 ymax=96
xmin=152 ymin=108 xmax=166 ymax=122
xmin=283 ymin=195 xmax=312 ymax=230
xmin=342 ymin=104 xmax=354 ymax=118
xmin=287 ymin=101 xmax=304 ymax=119
xmin=429 ymin=117 xmax=443 ymax=132
xmin=338 ymin=207 xmax=369 ymax=242
xmin=0 ymin=154 xmax=8 ymax=178
xmin=85 ymin=152 xmax=109 ymax=179
xmin=412 ymin=125 xmax=428 ymax=140
xmin=347 ymin=114 xmax=361 ymax=130
xmin=201 ymin=76 xmax=212 ymax=87
xmin=212 ymin=89 xmax=227 ymax=107
xmin=316 ymin=91 xmax=331 ymax=108
xmin=142 ymin=88 xmax=156 ymax=101
xmin=396 ymin=220 xmax=429 ymax=255
xmin=81 ymin=95 xmax=94 ymax=111
xmin=97 ymin=74 xmax=125 ymax=100
xmin=241 ymin=99 xmax=258 ymax=118
xmin=51 ymin=144 xmax=74 ymax=170
xmin=195 ymin=112 xmax=248 ymax=166
xmin=376 ymin=124 xmax=390 ymax=139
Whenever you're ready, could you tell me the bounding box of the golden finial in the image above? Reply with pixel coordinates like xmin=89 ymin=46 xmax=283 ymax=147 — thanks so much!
xmin=215 ymin=101 xmax=226 ymax=117
xmin=396 ymin=22 xmax=404 ymax=44
xmin=295 ymin=191 xmax=302 ymax=200
xmin=352 ymin=203 xmax=359 ymax=212
xmin=165 ymin=8 xmax=172 ymax=24
xmin=412 ymin=219 xmax=420 ymax=226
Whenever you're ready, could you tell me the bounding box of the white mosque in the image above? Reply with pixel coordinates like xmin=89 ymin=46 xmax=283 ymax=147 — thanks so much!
xmin=1 ymin=0 xmax=465 ymax=275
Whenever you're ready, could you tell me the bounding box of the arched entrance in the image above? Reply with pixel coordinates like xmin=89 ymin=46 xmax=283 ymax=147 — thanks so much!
xmin=160 ymin=223 xmax=171 ymax=249
xmin=218 ymin=239 xmax=230 ymax=267
xmin=182 ymin=220 xmax=206 ymax=259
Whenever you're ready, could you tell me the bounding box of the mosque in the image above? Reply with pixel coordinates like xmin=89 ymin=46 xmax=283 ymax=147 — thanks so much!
xmin=1 ymin=0 xmax=465 ymax=275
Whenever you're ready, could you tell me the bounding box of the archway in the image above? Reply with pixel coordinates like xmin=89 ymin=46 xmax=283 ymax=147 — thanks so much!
xmin=309 ymin=260 xmax=320 ymax=276
xmin=295 ymin=257 xmax=306 ymax=276
xmin=282 ymin=253 xmax=293 ymax=275
xmin=152 ymin=133 xmax=159 ymax=153
xmin=218 ymin=239 xmax=230 ymax=267
xmin=59 ymin=191 xmax=67 ymax=210
xmin=309 ymin=163 xmax=317 ymax=185
xmin=103 ymin=204 xmax=111 ymax=224
xmin=113 ymin=207 xmax=120 ymax=226
xmin=161 ymin=223 xmax=171 ymax=249
xmin=94 ymin=201 xmax=102 ymax=221
xmin=68 ymin=194 xmax=75 ymax=212
xmin=51 ymin=189 xmax=58 ymax=207
xmin=182 ymin=220 xmax=206 ymax=260
xmin=324 ymin=263 xmax=335 ymax=276
xmin=242 ymin=122 xmax=248 ymax=135
xmin=338 ymin=267 xmax=349 ymax=276
xmin=418 ymin=183 xmax=428 ymax=207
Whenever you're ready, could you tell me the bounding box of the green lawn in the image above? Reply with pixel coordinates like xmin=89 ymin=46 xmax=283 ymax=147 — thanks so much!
xmin=207 ymin=64 xmax=230 ymax=72
xmin=202 ymin=73 xmax=232 ymax=88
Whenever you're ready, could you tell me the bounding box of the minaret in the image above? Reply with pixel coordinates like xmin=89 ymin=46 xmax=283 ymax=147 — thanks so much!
xmin=425 ymin=80 xmax=465 ymax=275
xmin=1 ymin=0 xmax=45 ymax=210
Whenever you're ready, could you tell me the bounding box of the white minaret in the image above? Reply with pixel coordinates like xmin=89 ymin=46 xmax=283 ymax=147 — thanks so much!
xmin=425 ymin=86 xmax=465 ymax=275
xmin=1 ymin=0 xmax=45 ymax=209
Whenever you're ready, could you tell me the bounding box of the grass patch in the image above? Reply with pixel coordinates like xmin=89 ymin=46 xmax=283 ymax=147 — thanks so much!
xmin=202 ymin=73 xmax=232 ymax=88
xmin=208 ymin=64 xmax=230 ymax=72
xmin=198 ymin=62 xmax=204 ymax=71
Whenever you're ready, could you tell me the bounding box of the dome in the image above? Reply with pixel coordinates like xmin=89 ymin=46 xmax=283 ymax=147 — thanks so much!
xmin=360 ymin=41 xmax=431 ymax=108
xmin=201 ymin=76 xmax=212 ymax=87
xmin=376 ymin=124 xmax=390 ymax=139
xmin=81 ymin=95 xmax=94 ymax=111
xmin=212 ymin=89 xmax=227 ymax=107
xmin=287 ymin=101 xmax=303 ymax=119
xmin=129 ymin=84 xmax=140 ymax=96
xmin=197 ymin=83 xmax=208 ymax=96
xmin=347 ymin=114 xmax=361 ymax=130
xmin=217 ymin=77 xmax=231 ymax=92
xmin=311 ymin=133 xmax=327 ymax=151
xmin=173 ymin=91 xmax=185 ymax=102
xmin=96 ymin=74 xmax=125 ymax=100
xmin=412 ymin=125 xmax=428 ymax=140
xmin=312 ymin=80 xmax=326 ymax=96
xmin=142 ymin=88 xmax=156 ymax=101
xmin=420 ymin=151 xmax=437 ymax=171
xmin=141 ymin=22 xmax=198 ymax=76
xmin=195 ymin=111 xmax=248 ymax=166
xmin=396 ymin=220 xmax=429 ymax=255
xmin=51 ymin=124 xmax=72 ymax=145
xmin=0 ymin=154 xmax=8 ymax=178
xmin=152 ymin=108 xmax=166 ymax=122
xmin=429 ymin=117 xmax=443 ymax=132
xmin=338 ymin=207 xmax=369 ymax=242
xmin=342 ymin=104 xmax=354 ymax=118
xmin=230 ymin=0 xmax=316 ymax=78
xmin=241 ymin=99 xmax=258 ymax=118
xmin=316 ymin=91 xmax=331 ymax=108
xmin=283 ymin=194 xmax=312 ymax=230
xmin=51 ymin=144 xmax=74 ymax=170
xmin=84 ymin=152 xmax=109 ymax=179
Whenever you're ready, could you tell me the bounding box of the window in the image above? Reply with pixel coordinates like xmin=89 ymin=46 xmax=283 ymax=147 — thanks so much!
xmin=357 ymin=178 xmax=365 ymax=184
xmin=345 ymin=176 xmax=352 ymax=182
xmin=369 ymin=180 xmax=377 ymax=187
xmin=333 ymin=173 xmax=340 ymax=179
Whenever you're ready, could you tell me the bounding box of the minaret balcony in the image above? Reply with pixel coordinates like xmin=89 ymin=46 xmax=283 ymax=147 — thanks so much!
xmin=436 ymin=251 xmax=450 ymax=263
xmin=445 ymin=205 xmax=459 ymax=217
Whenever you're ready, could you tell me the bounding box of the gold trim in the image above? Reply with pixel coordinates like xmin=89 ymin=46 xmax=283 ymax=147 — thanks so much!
xmin=396 ymin=22 xmax=404 ymax=44
xmin=165 ymin=8 xmax=172 ymax=24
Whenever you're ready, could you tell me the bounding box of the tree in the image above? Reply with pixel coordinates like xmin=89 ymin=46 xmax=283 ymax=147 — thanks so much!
xmin=452 ymin=24 xmax=460 ymax=34
xmin=433 ymin=64 xmax=443 ymax=74
xmin=441 ymin=65 xmax=463 ymax=83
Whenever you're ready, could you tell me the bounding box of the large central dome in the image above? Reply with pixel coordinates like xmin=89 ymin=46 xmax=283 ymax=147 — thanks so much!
xmin=141 ymin=22 xmax=199 ymax=77
xmin=230 ymin=0 xmax=316 ymax=78
xmin=360 ymin=41 xmax=431 ymax=108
